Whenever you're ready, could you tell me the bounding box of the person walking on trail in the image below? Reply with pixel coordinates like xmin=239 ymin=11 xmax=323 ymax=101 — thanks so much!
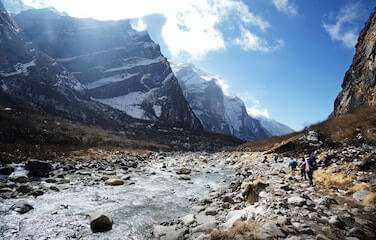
xmin=274 ymin=155 xmax=278 ymax=163
xmin=288 ymin=159 xmax=298 ymax=171
xmin=299 ymin=158 xmax=306 ymax=181
xmin=306 ymin=155 xmax=318 ymax=186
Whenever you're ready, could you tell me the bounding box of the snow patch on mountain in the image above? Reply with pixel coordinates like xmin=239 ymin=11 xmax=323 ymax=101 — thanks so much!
xmin=104 ymin=56 xmax=166 ymax=74
xmin=0 ymin=59 xmax=36 ymax=77
xmin=96 ymin=91 xmax=148 ymax=120
xmin=86 ymin=73 xmax=138 ymax=90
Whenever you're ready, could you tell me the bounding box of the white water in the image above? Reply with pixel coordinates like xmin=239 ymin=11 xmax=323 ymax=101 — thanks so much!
xmin=0 ymin=156 xmax=234 ymax=240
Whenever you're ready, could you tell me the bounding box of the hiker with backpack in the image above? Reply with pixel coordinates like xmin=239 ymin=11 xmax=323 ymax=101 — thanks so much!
xmin=306 ymin=155 xmax=318 ymax=186
xmin=299 ymin=158 xmax=307 ymax=181
xmin=288 ymin=159 xmax=298 ymax=171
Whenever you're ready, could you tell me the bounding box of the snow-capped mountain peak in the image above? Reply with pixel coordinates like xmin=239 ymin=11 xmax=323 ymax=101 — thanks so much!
xmin=172 ymin=63 xmax=294 ymax=140
xmin=253 ymin=115 xmax=294 ymax=137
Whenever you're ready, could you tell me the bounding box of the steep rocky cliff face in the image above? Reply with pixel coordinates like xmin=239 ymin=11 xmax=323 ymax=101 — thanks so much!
xmin=15 ymin=8 xmax=202 ymax=130
xmin=0 ymin=6 xmax=131 ymax=127
xmin=334 ymin=9 xmax=376 ymax=116
xmin=173 ymin=64 xmax=231 ymax=135
xmin=172 ymin=64 xmax=291 ymax=140
xmin=224 ymin=96 xmax=271 ymax=140
xmin=2 ymin=0 xmax=31 ymax=14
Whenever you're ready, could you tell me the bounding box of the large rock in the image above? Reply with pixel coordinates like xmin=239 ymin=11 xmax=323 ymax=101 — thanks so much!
xmin=223 ymin=205 xmax=263 ymax=229
xmin=258 ymin=222 xmax=286 ymax=239
xmin=25 ymin=160 xmax=52 ymax=178
xmin=242 ymin=179 xmax=269 ymax=204
xmin=176 ymin=168 xmax=191 ymax=175
xmin=11 ymin=201 xmax=34 ymax=214
xmin=181 ymin=214 xmax=195 ymax=225
xmin=153 ymin=224 xmax=185 ymax=240
xmin=0 ymin=166 xmax=14 ymax=175
xmin=9 ymin=173 xmax=29 ymax=183
xmin=89 ymin=212 xmax=113 ymax=233
xmin=287 ymin=196 xmax=307 ymax=207
xmin=105 ymin=178 xmax=125 ymax=186
xmin=352 ymin=190 xmax=371 ymax=202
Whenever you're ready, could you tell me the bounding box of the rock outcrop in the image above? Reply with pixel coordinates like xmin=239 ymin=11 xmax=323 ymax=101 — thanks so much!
xmin=2 ymin=0 xmax=31 ymax=14
xmin=15 ymin=8 xmax=202 ymax=130
xmin=334 ymin=9 xmax=376 ymax=116
xmin=0 ymin=5 xmax=132 ymax=127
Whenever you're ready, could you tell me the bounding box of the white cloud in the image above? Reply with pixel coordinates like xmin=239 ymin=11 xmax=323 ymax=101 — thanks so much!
xmin=247 ymin=106 xmax=270 ymax=118
xmin=214 ymin=76 xmax=231 ymax=95
xmin=272 ymin=0 xmax=298 ymax=16
xmin=22 ymin=0 xmax=279 ymax=59
xmin=131 ymin=18 xmax=147 ymax=31
xmin=234 ymin=26 xmax=285 ymax=53
xmin=323 ymin=2 xmax=362 ymax=49
xmin=238 ymin=92 xmax=270 ymax=118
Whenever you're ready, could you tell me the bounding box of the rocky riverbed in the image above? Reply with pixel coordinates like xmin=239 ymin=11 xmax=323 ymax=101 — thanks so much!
xmin=0 ymin=146 xmax=376 ymax=240
xmin=0 ymin=151 xmax=235 ymax=240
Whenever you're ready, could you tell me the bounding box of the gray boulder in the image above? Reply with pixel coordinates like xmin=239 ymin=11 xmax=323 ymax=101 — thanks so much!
xmin=11 ymin=201 xmax=34 ymax=214
xmin=105 ymin=178 xmax=125 ymax=186
xmin=25 ymin=160 xmax=52 ymax=178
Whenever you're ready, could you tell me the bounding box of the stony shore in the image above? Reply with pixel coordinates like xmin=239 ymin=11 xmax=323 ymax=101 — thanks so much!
xmin=0 ymin=142 xmax=375 ymax=240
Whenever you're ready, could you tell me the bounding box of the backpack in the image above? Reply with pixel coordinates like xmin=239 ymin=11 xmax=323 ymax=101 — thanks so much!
xmin=307 ymin=157 xmax=318 ymax=171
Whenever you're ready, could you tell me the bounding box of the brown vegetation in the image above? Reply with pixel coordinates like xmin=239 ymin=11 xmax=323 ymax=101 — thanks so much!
xmin=236 ymin=132 xmax=302 ymax=152
xmin=349 ymin=183 xmax=371 ymax=194
xmin=313 ymin=167 xmax=354 ymax=189
xmin=311 ymin=106 xmax=376 ymax=144
xmin=209 ymin=221 xmax=260 ymax=240
xmin=363 ymin=192 xmax=376 ymax=207
xmin=238 ymin=106 xmax=376 ymax=153
xmin=0 ymin=102 xmax=242 ymax=161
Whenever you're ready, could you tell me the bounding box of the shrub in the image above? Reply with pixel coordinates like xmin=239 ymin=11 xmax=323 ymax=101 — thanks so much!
xmin=363 ymin=192 xmax=376 ymax=207
xmin=349 ymin=183 xmax=370 ymax=194
xmin=314 ymin=167 xmax=354 ymax=189
xmin=210 ymin=221 xmax=260 ymax=240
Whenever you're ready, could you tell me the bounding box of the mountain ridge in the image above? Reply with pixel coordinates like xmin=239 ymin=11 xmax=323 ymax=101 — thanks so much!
xmin=13 ymin=7 xmax=202 ymax=130
xmin=172 ymin=63 xmax=293 ymax=140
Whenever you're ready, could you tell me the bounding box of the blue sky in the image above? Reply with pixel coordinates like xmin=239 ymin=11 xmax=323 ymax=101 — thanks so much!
xmin=23 ymin=0 xmax=375 ymax=130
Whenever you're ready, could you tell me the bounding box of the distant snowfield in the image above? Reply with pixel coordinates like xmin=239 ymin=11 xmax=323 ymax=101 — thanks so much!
xmin=96 ymin=92 xmax=149 ymax=120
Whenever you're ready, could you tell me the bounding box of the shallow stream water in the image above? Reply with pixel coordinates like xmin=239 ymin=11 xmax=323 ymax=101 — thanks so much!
xmin=0 ymin=155 xmax=234 ymax=240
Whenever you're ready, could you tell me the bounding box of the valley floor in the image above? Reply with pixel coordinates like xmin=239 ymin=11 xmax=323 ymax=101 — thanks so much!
xmin=1 ymin=144 xmax=375 ymax=240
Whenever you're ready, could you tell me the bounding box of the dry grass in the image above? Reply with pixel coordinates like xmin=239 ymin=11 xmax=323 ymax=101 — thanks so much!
xmin=363 ymin=192 xmax=376 ymax=207
xmin=349 ymin=183 xmax=371 ymax=194
xmin=238 ymin=106 xmax=376 ymax=153
xmin=314 ymin=167 xmax=354 ymax=189
xmin=236 ymin=132 xmax=302 ymax=152
xmin=209 ymin=221 xmax=260 ymax=240
xmin=312 ymin=106 xmax=376 ymax=144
